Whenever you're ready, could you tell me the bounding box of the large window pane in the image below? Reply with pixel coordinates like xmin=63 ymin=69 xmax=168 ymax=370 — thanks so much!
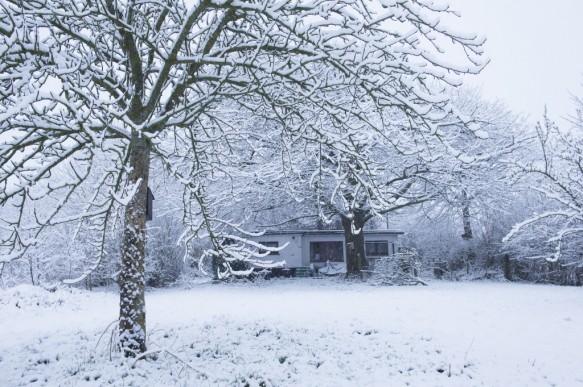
xmin=310 ymin=241 xmax=344 ymax=262
xmin=365 ymin=241 xmax=389 ymax=257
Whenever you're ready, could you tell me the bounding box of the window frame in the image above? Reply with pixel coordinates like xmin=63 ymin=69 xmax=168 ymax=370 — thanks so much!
xmin=365 ymin=240 xmax=390 ymax=257
xmin=309 ymin=241 xmax=344 ymax=263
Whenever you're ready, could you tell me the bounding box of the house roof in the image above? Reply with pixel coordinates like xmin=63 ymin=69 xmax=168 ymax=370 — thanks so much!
xmin=259 ymin=229 xmax=404 ymax=236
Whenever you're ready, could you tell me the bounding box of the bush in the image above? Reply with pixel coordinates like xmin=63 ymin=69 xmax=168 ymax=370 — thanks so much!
xmin=367 ymin=249 xmax=425 ymax=286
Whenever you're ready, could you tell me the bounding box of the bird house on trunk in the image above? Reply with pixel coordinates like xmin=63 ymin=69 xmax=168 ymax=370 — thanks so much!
xmin=146 ymin=187 xmax=154 ymax=221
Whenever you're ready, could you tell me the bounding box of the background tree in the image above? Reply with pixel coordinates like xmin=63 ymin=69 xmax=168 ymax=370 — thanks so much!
xmin=309 ymin=134 xmax=438 ymax=276
xmin=299 ymin=86 xmax=523 ymax=276
xmin=409 ymin=89 xmax=527 ymax=277
xmin=503 ymin=104 xmax=583 ymax=283
xmin=0 ymin=0 xmax=487 ymax=356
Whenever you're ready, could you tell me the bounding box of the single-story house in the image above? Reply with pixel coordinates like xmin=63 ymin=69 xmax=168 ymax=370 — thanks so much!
xmin=248 ymin=229 xmax=404 ymax=275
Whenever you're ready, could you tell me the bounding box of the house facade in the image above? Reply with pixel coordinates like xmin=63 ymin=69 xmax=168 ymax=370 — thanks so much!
xmin=248 ymin=229 xmax=404 ymax=271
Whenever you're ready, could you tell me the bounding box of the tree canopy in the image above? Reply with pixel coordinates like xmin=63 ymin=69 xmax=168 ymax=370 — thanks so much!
xmin=0 ymin=0 xmax=488 ymax=356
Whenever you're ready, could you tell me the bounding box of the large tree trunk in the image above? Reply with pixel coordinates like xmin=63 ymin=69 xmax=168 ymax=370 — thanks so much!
xmin=119 ymin=131 xmax=150 ymax=357
xmin=341 ymin=210 xmax=368 ymax=277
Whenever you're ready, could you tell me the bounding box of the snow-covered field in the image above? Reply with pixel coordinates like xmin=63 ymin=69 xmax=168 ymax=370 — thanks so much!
xmin=1 ymin=279 xmax=582 ymax=387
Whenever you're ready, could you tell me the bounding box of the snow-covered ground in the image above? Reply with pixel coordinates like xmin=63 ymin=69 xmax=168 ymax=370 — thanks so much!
xmin=1 ymin=279 xmax=582 ymax=386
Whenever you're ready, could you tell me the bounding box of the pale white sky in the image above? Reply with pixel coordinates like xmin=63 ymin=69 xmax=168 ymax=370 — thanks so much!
xmin=446 ymin=0 xmax=583 ymax=123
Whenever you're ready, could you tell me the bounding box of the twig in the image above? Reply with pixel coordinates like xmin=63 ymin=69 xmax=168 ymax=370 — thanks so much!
xmin=131 ymin=348 xmax=163 ymax=368
xmin=131 ymin=346 xmax=208 ymax=379
xmin=95 ymin=320 xmax=118 ymax=351
xmin=464 ymin=338 xmax=475 ymax=362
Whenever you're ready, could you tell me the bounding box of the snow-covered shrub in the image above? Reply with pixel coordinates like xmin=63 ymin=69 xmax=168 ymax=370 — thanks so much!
xmin=368 ymin=249 xmax=425 ymax=286
xmin=145 ymin=217 xmax=185 ymax=288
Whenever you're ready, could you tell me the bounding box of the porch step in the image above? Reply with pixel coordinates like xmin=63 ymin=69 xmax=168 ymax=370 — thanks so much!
xmin=294 ymin=267 xmax=314 ymax=278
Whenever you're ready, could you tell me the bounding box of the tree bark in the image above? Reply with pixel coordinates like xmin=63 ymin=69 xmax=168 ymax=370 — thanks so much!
xmin=503 ymin=254 xmax=513 ymax=281
xmin=119 ymin=131 xmax=150 ymax=357
xmin=461 ymin=190 xmax=473 ymax=240
xmin=341 ymin=210 xmax=368 ymax=277
xmin=460 ymin=190 xmax=476 ymax=272
xmin=212 ymin=255 xmax=228 ymax=281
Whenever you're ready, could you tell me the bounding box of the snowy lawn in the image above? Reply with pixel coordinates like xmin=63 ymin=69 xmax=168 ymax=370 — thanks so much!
xmin=1 ymin=279 xmax=582 ymax=387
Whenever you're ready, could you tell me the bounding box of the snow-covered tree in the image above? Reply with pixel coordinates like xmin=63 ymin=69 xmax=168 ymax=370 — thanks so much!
xmin=412 ymin=89 xmax=527 ymax=274
xmin=303 ymin=87 xmax=525 ymax=276
xmin=0 ymin=0 xmax=487 ymax=356
xmin=504 ymin=105 xmax=583 ymax=267
xmin=310 ymin=134 xmax=438 ymax=275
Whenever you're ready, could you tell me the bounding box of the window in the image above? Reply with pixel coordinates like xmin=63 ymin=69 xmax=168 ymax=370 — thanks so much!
xmin=365 ymin=241 xmax=389 ymax=257
xmin=258 ymin=241 xmax=279 ymax=255
xmin=310 ymin=241 xmax=344 ymax=262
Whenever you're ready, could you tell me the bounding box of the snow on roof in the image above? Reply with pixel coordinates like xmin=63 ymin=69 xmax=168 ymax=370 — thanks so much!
xmin=259 ymin=229 xmax=405 ymax=236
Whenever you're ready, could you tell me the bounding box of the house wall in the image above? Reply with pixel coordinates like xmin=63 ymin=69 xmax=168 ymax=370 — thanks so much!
xmin=251 ymin=234 xmax=302 ymax=268
xmin=249 ymin=231 xmax=401 ymax=268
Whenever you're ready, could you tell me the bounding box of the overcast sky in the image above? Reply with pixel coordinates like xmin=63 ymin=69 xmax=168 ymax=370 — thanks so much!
xmin=446 ymin=0 xmax=583 ymax=123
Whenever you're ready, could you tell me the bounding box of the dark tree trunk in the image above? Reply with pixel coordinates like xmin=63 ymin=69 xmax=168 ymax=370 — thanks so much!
xmin=503 ymin=254 xmax=513 ymax=281
xmin=212 ymin=255 xmax=227 ymax=281
xmin=341 ymin=210 xmax=368 ymax=278
xmin=461 ymin=205 xmax=473 ymax=240
xmin=460 ymin=190 xmax=476 ymax=272
xmin=119 ymin=131 xmax=150 ymax=357
xmin=29 ymin=257 xmax=35 ymax=286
